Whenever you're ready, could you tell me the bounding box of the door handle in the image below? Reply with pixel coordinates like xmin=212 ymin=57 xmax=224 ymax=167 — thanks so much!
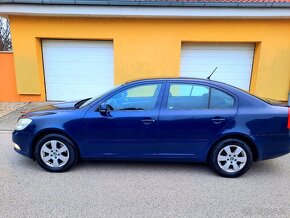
xmin=211 ymin=117 xmax=226 ymax=124
xmin=141 ymin=118 xmax=155 ymax=125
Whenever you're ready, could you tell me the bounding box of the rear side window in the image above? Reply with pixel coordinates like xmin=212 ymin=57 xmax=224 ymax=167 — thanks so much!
xmin=210 ymin=88 xmax=235 ymax=109
xmin=167 ymin=83 xmax=235 ymax=110
xmin=168 ymin=84 xmax=210 ymax=110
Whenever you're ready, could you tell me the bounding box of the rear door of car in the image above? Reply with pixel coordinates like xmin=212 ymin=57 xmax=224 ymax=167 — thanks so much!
xmin=156 ymin=81 xmax=238 ymax=159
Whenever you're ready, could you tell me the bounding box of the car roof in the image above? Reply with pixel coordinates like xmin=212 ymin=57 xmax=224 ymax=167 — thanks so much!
xmin=125 ymin=77 xmax=230 ymax=87
xmin=126 ymin=77 xmax=210 ymax=83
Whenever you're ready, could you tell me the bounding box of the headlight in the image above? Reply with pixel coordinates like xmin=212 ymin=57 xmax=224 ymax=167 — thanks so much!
xmin=15 ymin=118 xmax=32 ymax=130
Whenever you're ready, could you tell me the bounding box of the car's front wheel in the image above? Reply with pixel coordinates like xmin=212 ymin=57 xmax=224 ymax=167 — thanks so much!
xmin=209 ymin=138 xmax=253 ymax=178
xmin=34 ymin=133 xmax=78 ymax=172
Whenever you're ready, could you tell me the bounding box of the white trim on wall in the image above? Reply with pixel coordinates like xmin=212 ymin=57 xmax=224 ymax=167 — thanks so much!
xmin=1 ymin=4 xmax=290 ymax=18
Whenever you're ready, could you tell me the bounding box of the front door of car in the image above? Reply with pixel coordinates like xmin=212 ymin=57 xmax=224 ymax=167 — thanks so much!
xmin=157 ymin=82 xmax=238 ymax=159
xmin=83 ymin=82 xmax=165 ymax=158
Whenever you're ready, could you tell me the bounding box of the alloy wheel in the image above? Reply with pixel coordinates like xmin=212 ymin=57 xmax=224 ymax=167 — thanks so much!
xmin=217 ymin=145 xmax=247 ymax=173
xmin=40 ymin=140 xmax=70 ymax=168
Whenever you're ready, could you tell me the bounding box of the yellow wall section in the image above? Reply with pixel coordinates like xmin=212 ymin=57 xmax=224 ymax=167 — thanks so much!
xmin=9 ymin=16 xmax=290 ymax=101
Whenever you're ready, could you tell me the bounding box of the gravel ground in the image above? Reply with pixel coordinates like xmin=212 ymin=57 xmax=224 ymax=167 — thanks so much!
xmin=0 ymin=131 xmax=290 ymax=218
xmin=0 ymin=102 xmax=27 ymax=117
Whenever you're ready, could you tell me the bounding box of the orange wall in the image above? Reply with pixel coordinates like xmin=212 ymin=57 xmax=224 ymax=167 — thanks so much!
xmin=0 ymin=52 xmax=41 ymax=102
xmin=0 ymin=52 xmax=20 ymax=101
xmin=9 ymin=16 xmax=290 ymax=101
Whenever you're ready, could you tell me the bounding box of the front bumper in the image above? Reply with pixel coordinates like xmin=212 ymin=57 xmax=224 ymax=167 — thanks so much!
xmin=12 ymin=130 xmax=34 ymax=158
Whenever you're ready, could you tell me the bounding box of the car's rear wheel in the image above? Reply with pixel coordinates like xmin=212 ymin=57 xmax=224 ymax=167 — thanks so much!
xmin=34 ymin=133 xmax=78 ymax=172
xmin=209 ymin=138 xmax=253 ymax=178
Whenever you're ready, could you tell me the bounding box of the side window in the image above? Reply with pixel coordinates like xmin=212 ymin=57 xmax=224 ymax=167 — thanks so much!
xmin=105 ymin=84 xmax=162 ymax=111
xmin=210 ymin=88 xmax=235 ymax=109
xmin=168 ymin=84 xmax=210 ymax=110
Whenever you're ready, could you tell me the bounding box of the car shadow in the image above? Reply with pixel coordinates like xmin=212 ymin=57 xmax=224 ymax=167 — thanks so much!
xmin=73 ymin=159 xmax=282 ymax=178
xmin=75 ymin=159 xmax=209 ymax=173
xmin=13 ymin=155 xmax=286 ymax=178
xmin=248 ymin=159 xmax=284 ymax=176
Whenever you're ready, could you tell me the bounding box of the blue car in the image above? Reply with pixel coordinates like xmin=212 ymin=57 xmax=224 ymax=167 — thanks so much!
xmin=12 ymin=78 xmax=290 ymax=177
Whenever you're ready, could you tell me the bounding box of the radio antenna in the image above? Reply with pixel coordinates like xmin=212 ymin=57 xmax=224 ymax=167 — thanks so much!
xmin=207 ymin=67 xmax=217 ymax=80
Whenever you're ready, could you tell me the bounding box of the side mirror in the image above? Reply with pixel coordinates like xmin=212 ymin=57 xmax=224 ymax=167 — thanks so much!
xmin=97 ymin=103 xmax=110 ymax=114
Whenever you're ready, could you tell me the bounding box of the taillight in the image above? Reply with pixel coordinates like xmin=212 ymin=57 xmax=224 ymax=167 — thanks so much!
xmin=288 ymin=108 xmax=290 ymax=129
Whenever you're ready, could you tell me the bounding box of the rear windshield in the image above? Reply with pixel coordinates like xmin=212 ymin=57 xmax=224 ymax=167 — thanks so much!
xmin=262 ymin=98 xmax=288 ymax=106
xmin=237 ymin=88 xmax=288 ymax=106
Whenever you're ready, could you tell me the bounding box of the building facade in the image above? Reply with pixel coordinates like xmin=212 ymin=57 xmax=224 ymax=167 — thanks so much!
xmin=0 ymin=1 xmax=290 ymax=101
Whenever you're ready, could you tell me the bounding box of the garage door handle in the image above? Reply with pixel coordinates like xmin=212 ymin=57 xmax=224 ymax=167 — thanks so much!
xmin=141 ymin=119 xmax=155 ymax=125
xmin=211 ymin=118 xmax=225 ymax=124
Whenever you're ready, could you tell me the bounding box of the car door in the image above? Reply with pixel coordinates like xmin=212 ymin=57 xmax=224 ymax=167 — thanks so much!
xmin=83 ymin=82 xmax=165 ymax=158
xmin=157 ymin=81 xmax=238 ymax=159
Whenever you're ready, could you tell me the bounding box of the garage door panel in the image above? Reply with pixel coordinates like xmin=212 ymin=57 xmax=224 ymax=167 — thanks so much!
xmin=182 ymin=43 xmax=254 ymax=50
xmin=42 ymin=40 xmax=114 ymax=101
xmin=43 ymin=40 xmax=112 ymax=48
xmin=46 ymin=68 xmax=112 ymax=78
xmin=181 ymin=57 xmax=253 ymax=65
xmin=181 ymin=43 xmax=254 ymax=91
xmin=217 ymin=80 xmax=251 ymax=89
xmin=43 ymin=52 xmax=113 ymax=59
xmin=181 ymin=50 xmax=253 ymax=58
xmin=45 ymin=63 xmax=114 ymax=72
xmin=45 ymin=73 xmax=114 ymax=79
xmin=210 ymin=73 xmax=251 ymax=81
xmin=182 ymin=71 xmax=252 ymax=81
xmin=43 ymin=56 xmax=113 ymax=63
xmin=46 ymin=84 xmax=112 ymax=101
xmin=45 ymin=76 xmax=113 ymax=85
xmin=45 ymin=45 xmax=113 ymax=49
xmin=181 ymin=65 xmax=253 ymax=74
xmin=44 ymin=46 xmax=113 ymax=50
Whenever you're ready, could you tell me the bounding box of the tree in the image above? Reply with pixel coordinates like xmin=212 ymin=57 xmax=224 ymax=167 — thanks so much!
xmin=0 ymin=17 xmax=12 ymax=51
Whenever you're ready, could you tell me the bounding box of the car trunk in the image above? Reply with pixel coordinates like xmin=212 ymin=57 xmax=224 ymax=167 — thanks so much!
xmin=264 ymin=99 xmax=290 ymax=129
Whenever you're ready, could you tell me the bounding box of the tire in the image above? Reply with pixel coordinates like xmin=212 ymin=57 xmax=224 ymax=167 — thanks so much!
xmin=209 ymin=138 xmax=253 ymax=178
xmin=34 ymin=133 xmax=78 ymax=172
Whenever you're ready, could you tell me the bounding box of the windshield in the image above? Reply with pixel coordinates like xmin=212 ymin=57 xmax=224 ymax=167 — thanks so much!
xmin=78 ymin=84 xmax=123 ymax=109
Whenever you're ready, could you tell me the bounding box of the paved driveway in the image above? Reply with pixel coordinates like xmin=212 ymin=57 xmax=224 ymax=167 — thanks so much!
xmin=0 ymin=131 xmax=290 ymax=218
xmin=0 ymin=102 xmax=59 ymax=131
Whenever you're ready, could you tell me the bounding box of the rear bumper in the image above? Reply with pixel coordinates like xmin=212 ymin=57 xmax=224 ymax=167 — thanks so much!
xmin=255 ymin=133 xmax=290 ymax=161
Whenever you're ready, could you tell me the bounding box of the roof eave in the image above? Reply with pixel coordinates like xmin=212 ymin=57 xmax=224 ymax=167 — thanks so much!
xmin=1 ymin=3 xmax=290 ymax=18
xmin=1 ymin=1 xmax=290 ymax=8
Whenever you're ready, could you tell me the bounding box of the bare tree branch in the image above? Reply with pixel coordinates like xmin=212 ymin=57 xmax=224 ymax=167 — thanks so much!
xmin=0 ymin=17 xmax=12 ymax=51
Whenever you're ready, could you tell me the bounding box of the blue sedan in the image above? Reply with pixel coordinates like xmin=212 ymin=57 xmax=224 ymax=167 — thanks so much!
xmin=12 ymin=78 xmax=290 ymax=177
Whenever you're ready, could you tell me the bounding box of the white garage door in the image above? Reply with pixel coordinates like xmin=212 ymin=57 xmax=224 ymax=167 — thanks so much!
xmin=180 ymin=43 xmax=254 ymax=91
xmin=42 ymin=40 xmax=114 ymax=101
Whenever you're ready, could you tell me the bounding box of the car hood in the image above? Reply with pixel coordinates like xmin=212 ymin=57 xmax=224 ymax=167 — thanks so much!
xmin=22 ymin=101 xmax=78 ymax=117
